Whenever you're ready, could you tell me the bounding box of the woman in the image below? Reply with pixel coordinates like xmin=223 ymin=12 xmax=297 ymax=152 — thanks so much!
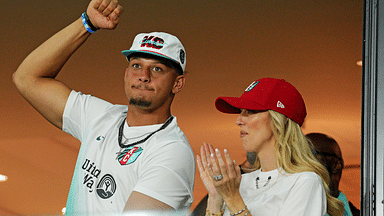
xmin=196 ymin=78 xmax=344 ymax=216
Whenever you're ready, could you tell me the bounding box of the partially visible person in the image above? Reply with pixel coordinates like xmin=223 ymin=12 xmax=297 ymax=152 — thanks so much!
xmin=12 ymin=0 xmax=194 ymax=214
xmin=196 ymin=78 xmax=345 ymax=216
xmin=306 ymin=133 xmax=360 ymax=216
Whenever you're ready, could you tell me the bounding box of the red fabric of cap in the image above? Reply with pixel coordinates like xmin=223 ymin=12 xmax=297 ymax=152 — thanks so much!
xmin=215 ymin=78 xmax=307 ymax=126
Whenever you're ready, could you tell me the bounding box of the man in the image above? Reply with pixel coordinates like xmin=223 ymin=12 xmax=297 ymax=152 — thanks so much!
xmin=12 ymin=0 xmax=194 ymax=214
xmin=306 ymin=133 xmax=360 ymax=216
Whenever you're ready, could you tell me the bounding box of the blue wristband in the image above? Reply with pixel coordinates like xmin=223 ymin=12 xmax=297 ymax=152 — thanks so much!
xmin=81 ymin=12 xmax=99 ymax=34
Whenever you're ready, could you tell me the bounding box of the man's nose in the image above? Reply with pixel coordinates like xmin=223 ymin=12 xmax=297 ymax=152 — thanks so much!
xmin=138 ymin=68 xmax=151 ymax=82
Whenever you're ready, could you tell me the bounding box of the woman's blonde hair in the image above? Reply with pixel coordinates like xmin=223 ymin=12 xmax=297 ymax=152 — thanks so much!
xmin=252 ymin=110 xmax=345 ymax=216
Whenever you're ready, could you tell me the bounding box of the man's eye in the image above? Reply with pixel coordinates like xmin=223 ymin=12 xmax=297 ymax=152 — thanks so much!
xmin=153 ymin=67 xmax=162 ymax=72
xmin=132 ymin=64 xmax=140 ymax=68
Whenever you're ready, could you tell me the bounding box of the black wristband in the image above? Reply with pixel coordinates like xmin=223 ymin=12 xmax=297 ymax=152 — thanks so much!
xmin=83 ymin=11 xmax=100 ymax=32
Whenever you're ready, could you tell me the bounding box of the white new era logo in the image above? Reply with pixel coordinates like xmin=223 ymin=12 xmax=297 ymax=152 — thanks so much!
xmin=277 ymin=101 xmax=285 ymax=108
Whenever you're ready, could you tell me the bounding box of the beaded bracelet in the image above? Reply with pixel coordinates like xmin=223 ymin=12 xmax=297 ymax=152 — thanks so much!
xmin=81 ymin=11 xmax=99 ymax=34
xmin=230 ymin=206 xmax=248 ymax=216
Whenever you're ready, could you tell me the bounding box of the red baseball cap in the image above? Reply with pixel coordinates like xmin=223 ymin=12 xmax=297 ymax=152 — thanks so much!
xmin=215 ymin=78 xmax=307 ymax=126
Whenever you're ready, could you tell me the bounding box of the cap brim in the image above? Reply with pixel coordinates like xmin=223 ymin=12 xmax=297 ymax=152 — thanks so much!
xmin=122 ymin=50 xmax=180 ymax=67
xmin=215 ymin=97 xmax=268 ymax=114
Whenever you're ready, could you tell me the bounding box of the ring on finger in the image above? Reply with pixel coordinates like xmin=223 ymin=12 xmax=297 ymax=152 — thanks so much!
xmin=213 ymin=174 xmax=223 ymax=181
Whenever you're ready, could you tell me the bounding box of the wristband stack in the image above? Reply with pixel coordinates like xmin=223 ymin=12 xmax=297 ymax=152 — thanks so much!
xmin=81 ymin=11 xmax=99 ymax=34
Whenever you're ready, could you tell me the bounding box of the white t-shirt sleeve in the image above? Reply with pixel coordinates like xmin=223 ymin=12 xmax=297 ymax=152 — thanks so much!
xmin=133 ymin=139 xmax=195 ymax=209
xmin=62 ymin=90 xmax=113 ymax=141
xmin=279 ymin=173 xmax=327 ymax=216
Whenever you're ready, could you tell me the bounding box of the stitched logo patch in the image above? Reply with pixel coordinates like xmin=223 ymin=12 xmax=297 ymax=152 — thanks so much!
xmin=96 ymin=135 xmax=105 ymax=141
xmin=277 ymin=101 xmax=285 ymax=108
xmin=117 ymin=146 xmax=143 ymax=166
xmin=140 ymin=36 xmax=165 ymax=49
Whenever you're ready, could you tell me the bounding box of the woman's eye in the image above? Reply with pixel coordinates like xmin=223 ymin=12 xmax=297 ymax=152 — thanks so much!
xmin=245 ymin=110 xmax=259 ymax=115
xmin=245 ymin=110 xmax=253 ymax=115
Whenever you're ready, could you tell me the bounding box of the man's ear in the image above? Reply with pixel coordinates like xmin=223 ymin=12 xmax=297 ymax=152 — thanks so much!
xmin=172 ymin=75 xmax=185 ymax=94
xmin=124 ymin=68 xmax=128 ymax=78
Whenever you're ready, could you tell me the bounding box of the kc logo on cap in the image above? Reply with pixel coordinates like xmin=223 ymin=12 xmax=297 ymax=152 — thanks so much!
xmin=121 ymin=32 xmax=186 ymax=73
xmin=140 ymin=36 xmax=165 ymax=49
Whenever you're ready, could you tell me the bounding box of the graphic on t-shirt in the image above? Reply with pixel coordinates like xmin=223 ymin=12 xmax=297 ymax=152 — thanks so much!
xmin=82 ymin=159 xmax=101 ymax=192
xmin=117 ymin=146 xmax=143 ymax=165
xmin=96 ymin=174 xmax=116 ymax=199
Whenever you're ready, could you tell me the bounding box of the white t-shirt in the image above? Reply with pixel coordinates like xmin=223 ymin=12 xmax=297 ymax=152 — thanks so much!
xmin=223 ymin=168 xmax=327 ymax=216
xmin=62 ymin=91 xmax=195 ymax=215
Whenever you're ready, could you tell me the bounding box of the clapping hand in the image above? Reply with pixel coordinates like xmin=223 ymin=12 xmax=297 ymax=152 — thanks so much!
xmin=197 ymin=143 xmax=242 ymax=203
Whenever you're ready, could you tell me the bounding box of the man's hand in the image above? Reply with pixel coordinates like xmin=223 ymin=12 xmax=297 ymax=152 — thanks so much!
xmin=87 ymin=0 xmax=123 ymax=30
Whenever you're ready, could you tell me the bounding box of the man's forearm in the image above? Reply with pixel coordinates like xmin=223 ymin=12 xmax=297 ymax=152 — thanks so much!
xmin=14 ymin=17 xmax=90 ymax=82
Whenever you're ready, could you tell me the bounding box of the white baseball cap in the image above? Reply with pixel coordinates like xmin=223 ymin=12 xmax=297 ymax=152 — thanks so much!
xmin=122 ymin=32 xmax=186 ymax=73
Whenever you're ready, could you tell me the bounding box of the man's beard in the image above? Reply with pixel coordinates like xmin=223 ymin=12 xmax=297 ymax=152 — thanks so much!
xmin=129 ymin=98 xmax=152 ymax=108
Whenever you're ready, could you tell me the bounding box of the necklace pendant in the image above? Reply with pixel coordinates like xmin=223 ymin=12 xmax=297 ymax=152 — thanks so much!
xmin=116 ymin=148 xmax=125 ymax=160
xmin=256 ymin=177 xmax=260 ymax=189
xmin=255 ymin=176 xmax=272 ymax=189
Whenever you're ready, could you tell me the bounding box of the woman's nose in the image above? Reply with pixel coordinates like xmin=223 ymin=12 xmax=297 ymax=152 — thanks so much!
xmin=236 ymin=114 xmax=244 ymax=126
